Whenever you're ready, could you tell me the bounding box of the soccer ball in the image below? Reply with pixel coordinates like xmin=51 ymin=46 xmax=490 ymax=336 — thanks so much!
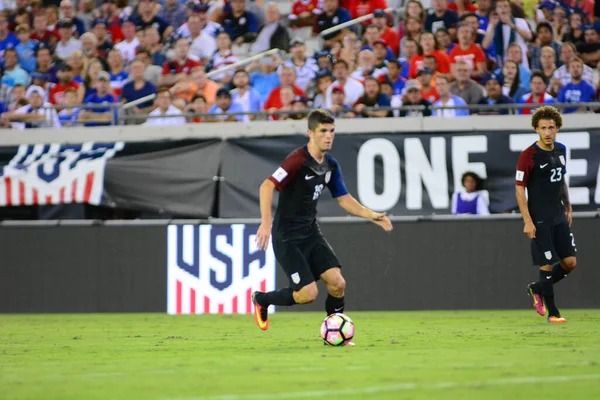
xmin=320 ymin=313 xmax=354 ymax=346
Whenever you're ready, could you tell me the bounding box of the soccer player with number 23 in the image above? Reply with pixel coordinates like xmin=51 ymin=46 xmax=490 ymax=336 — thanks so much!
xmin=252 ymin=109 xmax=393 ymax=343
xmin=516 ymin=106 xmax=577 ymax=324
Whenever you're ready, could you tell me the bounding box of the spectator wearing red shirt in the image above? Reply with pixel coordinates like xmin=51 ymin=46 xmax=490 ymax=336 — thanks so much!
xmin=289 ymin=0 xmax=322 ymax=28
xmin=449 ymin=23 xmax=486 ymax=80
xmin=417 ymin=68 xmax=440 ymax=103
xmin=49 ymin=64 xmax=80 ymax=105
xmin=160 ymin=37 xmax=202 ymax=88
xmin=97 ymin=0 xmax=124 ymax=44
xmin=373 ymin=9 xmax=399 ymax=56
xmin=346 ymin=0 xmax=388 ymax=23
xmin=447 ymin=0 xmax=478 ymax=15
xmin=264 ymin=66 xmax=306 ymax=113
xmin=408 ymin=32 xmax=451 ymax=78
xmin=30 ymin=13 xmax=60 ymax=51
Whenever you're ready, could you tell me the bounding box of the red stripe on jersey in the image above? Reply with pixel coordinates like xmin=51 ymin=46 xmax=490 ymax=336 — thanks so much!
xmin=516 ymin=145 xmax=537 ymax=186
xmin=267 ymin=146 xmax=308 ymax=191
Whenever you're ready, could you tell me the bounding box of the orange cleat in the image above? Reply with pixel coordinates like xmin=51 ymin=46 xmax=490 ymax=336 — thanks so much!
xmin=252 ymin=292 xmax=269 ymax=331
xmin=548 ymin=316 xmax=567 ymax=324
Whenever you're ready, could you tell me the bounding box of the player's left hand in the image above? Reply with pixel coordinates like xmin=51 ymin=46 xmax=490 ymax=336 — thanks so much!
xmin=566 ymin=206 xmax=573 ymax=227
xmin=370 ymin=212 xmax=393 ymax=232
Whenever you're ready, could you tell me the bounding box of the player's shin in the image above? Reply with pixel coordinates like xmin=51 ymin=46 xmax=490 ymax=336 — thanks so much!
xmin=551 ymin=262 xmax=570 ymax=284
xmin=325 ymin=294 xmax=345 ymax=315
xmin=261 ymin=287 xmax=296 ymax=306
xmin=539 ymin=270 xmax=560 ymax=317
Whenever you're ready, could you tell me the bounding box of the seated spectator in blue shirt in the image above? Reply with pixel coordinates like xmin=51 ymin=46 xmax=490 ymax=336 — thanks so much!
xmin=557 ymin=58 xmax=596 ymax=114
xmin=476 ymin=73 xmax=513 ymax=115
xmin=209 ymin=88 xmax=249 ymax=122
xmin=15 ymin=24 xmax=39 ymax=74
xmin=433 ymin=75 xmax=469 ymax=117
xmin=57 ymin=88 xmax=81 ymax=127
xmin=425 ymin=0 xmax=459 ymax=37
xmin=80 ymin=71 xmax=117 ymax=126
xmin=353 ymin=77 xmax=391 ymax=118
xmin=248 ymin=56 xmax=280 ymax=103
xmin=1 ymin=49 xmax=30 ymax=87
xmin=315 ymin=0 xmax=352 ymax=47
xmin=0 ymin=14 xmax=19 ymax=54
xmin=121 ymin=59 xmax=158 ymax=115
xmin=231 ymin=70 xmax=262 ymax=118
xmin=221 ymin=0 xmax=259 ymax=44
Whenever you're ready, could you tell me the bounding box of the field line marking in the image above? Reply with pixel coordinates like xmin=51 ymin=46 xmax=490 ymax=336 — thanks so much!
xmin=165 ymin=373 xmax=600 ymax=400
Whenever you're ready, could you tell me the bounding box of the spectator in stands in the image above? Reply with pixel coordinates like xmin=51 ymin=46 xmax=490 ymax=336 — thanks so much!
xmin=382 ymin=60 xmax=406 ymax=97
xmin=562 ymin=11 xmax=584 ymax=45
xmin=501 ymin=43 xmax=531 ymax=86
xmin=1 ymin=48 xmax=29 ymax=87
xmin=264 ymin=65 xmax=305 ymax=112
xmin=518 ymin=71 xmax=556 ymax=115
xmin=176 ymin=4 xmax=222 ymax=40
xmin=272 ymin=85 xmax=296 ymax=120
xmin=250 ymin=2 xmax=290 ymax=54
xmin=399 ymin=38 xmax=418 ymax=79
xmin=145 ymin=89 xmax=186 ymax=126
xmin=185 ymin=94 xmax=209 ymax=123
xmin=530 ymin=22 xmax=561 ymax=71
xmin=2 ymin=85 xmax=60 ymax=129
xmin=353 ymin=76 xmax=391 ymax=118
xmin=316 ymin=0 xmax=352 ymax=49
xmin=351 ymin=49 xmax=383 ymax=83
xmin=121 ymin=58 xmax=157 ymax=114
xmin=158 ymin=0 xmax=186 ymax=30
xmin=91 ymin=19 xmax=113 ymax=60
xmin=347 ymin=0 xmax=388 ymax=22
xmin=451 ymin=172 xmax=490 ymax=215
xmin=79 ymin=0 xmax=96 ymax=31
xmin=289 ymin=0 xmax=322 ymax=29
xmin=336 ymin=32 xmax=362 ymax=71
xmin=362 ymin=24 xmax=394 ymax=61
xmin=231 ymin=69 xmax=262 ymax=118
xmin=135 ymin=0 xmax=171 ymax=39
xmin=187 ymin=15 xmax=216 ymax=66
xmin=59 ymin=0 xmax=85 ymax=37
xmin=417 ymin=68 xmax=439 ymax=103
xmin=0 ymin=13 xmax=19 ymax=54
xmin=501 ymin=60 xmax=528 ymax=101
xmin=398 ymin=0 xmax=425 ymax=40
xmin=482 ymin=0 xmax=532 ymax=68
xmin=578 ymin=25 xmax=600 ymax=68
xmin=80 ymin=71 xmax=117 ymax=126
xmin=137 ymin=48 xmax=162 ymax=86
xmin=373 ymin=9 xmax=399 ymax=56
xmin=54 ymin=19 xmax=80 ymax=60
xmin=140 ymin=27 xmax=167 ymax=67
xmin=284 ymin=38 xmax=318 ymax=93
xmin=425 ymin=0 xmax=459 ymax=39
xmin=447 ymin=0 xmax=478 ymax=15
xmin=7 ymin=84 xmax=27 ymax=111
xmin=540 ymin=46 xmax=558 ymax=89
xmin=329 ymin=85 xmax=355 ymax=118
xmin=287 ymin=95 xmax=310 ymax=120
xmin=449 ymin=22 xmax=486 ymax=80
xmin=325 ymin=59 xmax=364 ymax=108
xmin=408 ymin=32 xmax=451 ymax=79
xmin=46 ymin=6 xmax=59 ymax=31
xmin=248 ymin=54 xmax=281 ymax=103
xmin=209 ymin=87 xmax=248 ymax=122
xmin=313 ymin=69 xmax=334 ymax=108
xmin=96 ymin=0 xmax=123 ymax=44
xmin=221 ymin=0 xmax=259 ymax=45
xmin=557 ymin=57 xmax=596 ymax=113
xmin=68 ymin=51 xmax=85 ymax=85
xmin=15 ymin=25 xmax=38 ymax=74
xmin=434 ymin=75 xmax=469 ymax=117
xmin=49 ymin=64 xmax=79 ymax=106
xmin=78 ymin=58 xmax=103 ymax=101
xmin=436 ymin=28 xmax=455 ymax=55
xmin=30 ymin=12 xmax=60 ymax=51
xmin=57 ymin=88 xmax=80 ymax=126
xmin=372 ymin=39 xmax=389 ymax=72
xmin=476 ymin=73 xmax=513 ymax=115
xmin=209 ymin=32 xmax=239 ymax=85
xmin=399 ymin=79 xmax=432 ymax=117
xmin=107 ymin=49 xmax=128 ymax=97
xmin=160 ymin=37 xmax=201 ymax=88
xmin=114 ymin=17 xmax=139 ymax=66
xmin=552 ymin=42 xmax=594 ymax=87
xmin=315 ymin=51 xmax=333 ymax=72
xmin=80 ymin=32 xmax=100 ymax=65
xmin=451 ymin=60 xmax=484 ymax=104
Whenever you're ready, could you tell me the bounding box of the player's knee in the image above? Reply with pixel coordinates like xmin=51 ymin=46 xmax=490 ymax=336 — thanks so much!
xmin=327 ymin=276 xmax=346 ymax=297
xmin=295 ymin=284 xmax=318 ymax=304
xmin=561 ymin=257 xmax=577 ymax=272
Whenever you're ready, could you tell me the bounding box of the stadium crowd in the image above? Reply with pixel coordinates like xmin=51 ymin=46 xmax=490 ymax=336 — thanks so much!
xmin=0 ymin=0 xmax=598 ymax=128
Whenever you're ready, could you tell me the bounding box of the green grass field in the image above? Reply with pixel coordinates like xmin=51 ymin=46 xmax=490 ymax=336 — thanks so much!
xmin=1 ymin=310 xmax=600 ymax=400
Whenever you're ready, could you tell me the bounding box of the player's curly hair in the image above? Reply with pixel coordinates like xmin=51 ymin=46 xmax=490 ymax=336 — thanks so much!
xmin=531 ymin=105 xmax=563 ymax=130
xmin=308 ymin=109 xmax=334 ymax=131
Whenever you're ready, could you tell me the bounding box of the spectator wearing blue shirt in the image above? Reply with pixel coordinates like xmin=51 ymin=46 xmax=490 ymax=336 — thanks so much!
xmin=0 ymin=14 xmax=19 ymax=58
xmin=249 ymin=57 xmax=280 ymax=104
xmin=433 ymin=75 xmax=470 ymax=117
xmin=209 ymin=87 xmax=249 ymax=122
xmin=14 ymin=25 xmax=39 ymax=74
xmin=231 ymin=70 xmax=262 ymax=118
xmin=80 ymin=71 xmax=117 ymax=126
xmin=1 ymin=49 xmax=30 ymax=87
xmin=57 ymin=88 xmax=81 ymax=127
xmin=384 ymin=60 xmax=407 ymax=96
xmin=425 ymin=0 xmax=459 ymax=38
xmin=353 ymin=77 xmax=391 ymax=118
xmin=316 ymin=0 xmax=352 ymax=47
xmin=362 ymin=26 xmax=395 ymax=61
xmin=557 ymin=58 xmax=596 ymax=114
xmin=121 ymin=59 xmax=158 ymax=115
xmin=221 ymin=0 xmax=259 ymax=44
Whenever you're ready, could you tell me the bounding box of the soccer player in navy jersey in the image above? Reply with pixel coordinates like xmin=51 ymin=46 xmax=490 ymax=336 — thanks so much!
xmin=252 ymin=109 xmax=393 ymax=339
xmin=515 ymin=106 xmax=577 ymax=324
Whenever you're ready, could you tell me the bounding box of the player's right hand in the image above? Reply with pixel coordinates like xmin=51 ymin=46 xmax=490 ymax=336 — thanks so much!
xmin=256 ymin=223 xmax=272 ymax=251
xmin=523 ymin=221 xmax=536 ymax=239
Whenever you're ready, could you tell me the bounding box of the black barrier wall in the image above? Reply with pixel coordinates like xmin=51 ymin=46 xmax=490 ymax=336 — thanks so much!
xmin=1 ymin=217 xmax=599 ymax=313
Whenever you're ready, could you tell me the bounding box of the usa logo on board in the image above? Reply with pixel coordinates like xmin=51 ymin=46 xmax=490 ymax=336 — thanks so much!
xmin=167 ymin=224 xmax=276 ymax=315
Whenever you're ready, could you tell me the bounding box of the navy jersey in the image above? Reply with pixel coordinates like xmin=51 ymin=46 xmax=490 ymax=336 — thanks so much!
xmin=516 ymin=142 xmax=567 ymax=224
xmin=268 ymin=146 xmax=348 ymax=241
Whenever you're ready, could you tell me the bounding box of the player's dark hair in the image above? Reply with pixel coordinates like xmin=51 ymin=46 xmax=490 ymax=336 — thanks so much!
xmin=531 ymin=106 xmax=563 ymax=129
xmin=461 ymin=171 xmax=483 ymax=190
xmin=307 ymin=109 xmax=334 ymax=132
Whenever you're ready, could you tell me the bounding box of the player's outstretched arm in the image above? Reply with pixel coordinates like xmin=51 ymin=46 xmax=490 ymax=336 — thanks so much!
xmin=336 ymin=194 xmax=393 ymax=232
xmin=516 ymin=184 xmax=536 ymax=238
xmin=256 ymin=179 xmax=276 ymax=250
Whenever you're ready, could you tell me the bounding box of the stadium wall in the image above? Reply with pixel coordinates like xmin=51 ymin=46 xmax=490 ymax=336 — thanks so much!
xmin=1 ymin=215 xmax=599 ymax=313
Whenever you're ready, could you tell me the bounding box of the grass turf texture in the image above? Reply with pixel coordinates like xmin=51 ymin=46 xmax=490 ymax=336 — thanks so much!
xmin=1 ymin=310 xmax=600 ymax=400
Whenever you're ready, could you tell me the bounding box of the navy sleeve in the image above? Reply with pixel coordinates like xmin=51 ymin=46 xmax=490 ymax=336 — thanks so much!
xmin=327 ymin=157 xmax=349 ymax=198
xmin=247 ymin=12 xmax=259 ymax=33
xmin=556 ymin=142 xmax=567 ymax=174
xmin=338 ymin=8 xmax=352 ymax=24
